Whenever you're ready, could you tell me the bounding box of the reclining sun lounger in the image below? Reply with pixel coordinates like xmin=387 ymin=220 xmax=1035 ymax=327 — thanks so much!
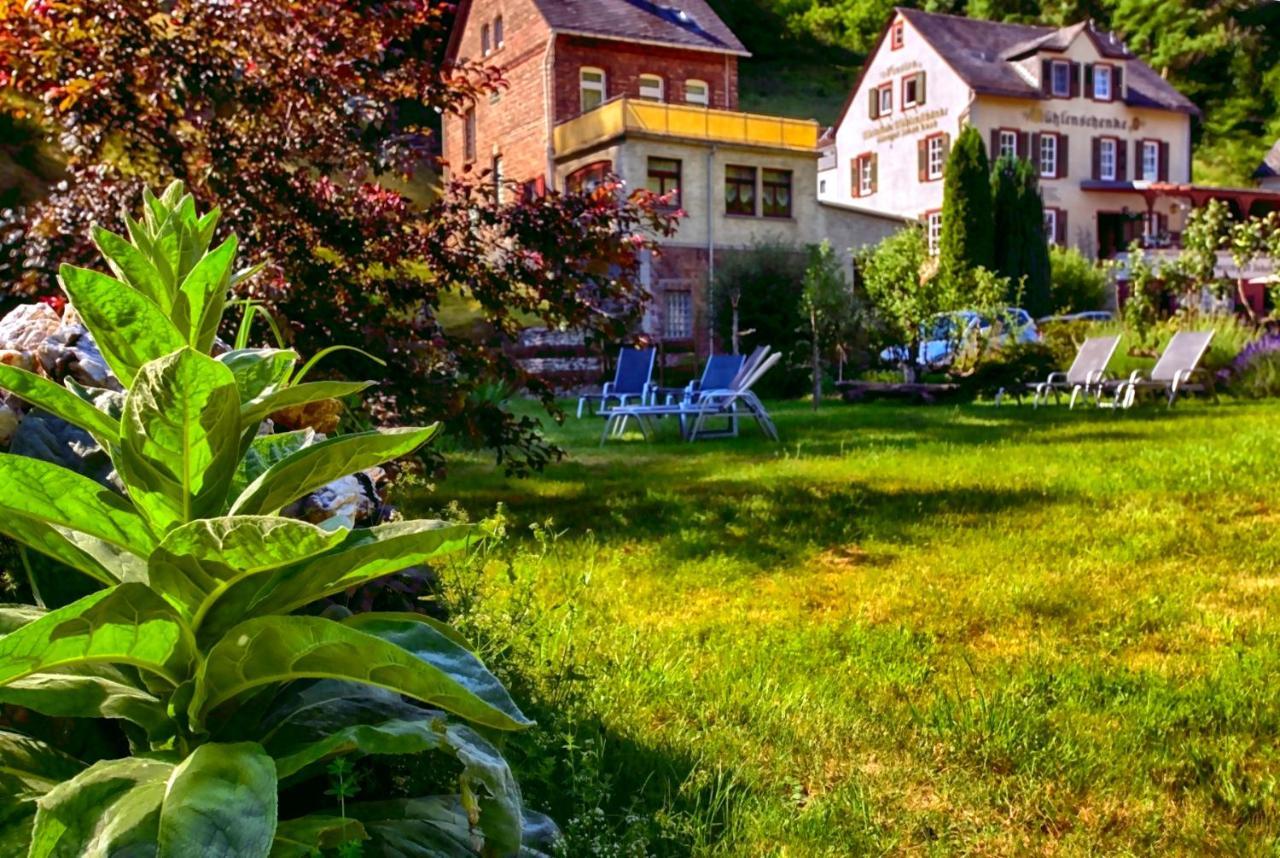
xmin=1111 ymin=330 xmax=1217 ymax=409
xmin=653 ymin=353 xmax=746 ymax=406
xmin=1030 ymin=335 xmax=1120 ymax=409
xmin=576 ymin=346 xmax=656 ymax=418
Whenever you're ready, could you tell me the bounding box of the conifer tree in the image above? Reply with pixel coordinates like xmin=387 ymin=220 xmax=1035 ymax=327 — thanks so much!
xmin=991 ymin=155 xmax=1051 ymax=315
xmin=939 ymin=126 xmax=995 ymax=289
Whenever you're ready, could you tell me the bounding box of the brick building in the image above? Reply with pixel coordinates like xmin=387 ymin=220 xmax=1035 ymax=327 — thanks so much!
xmin=444 ymin=0 xmax=902 ymax=355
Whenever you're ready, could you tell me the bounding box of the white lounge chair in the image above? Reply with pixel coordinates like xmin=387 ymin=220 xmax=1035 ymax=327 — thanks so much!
xmin=1111 ymin=330 xmax=1217 ymax=408
xmin=1031 ymin=335 xmax=1120 ymax=409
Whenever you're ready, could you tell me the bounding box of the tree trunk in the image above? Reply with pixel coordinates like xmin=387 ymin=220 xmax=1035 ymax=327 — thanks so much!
xmin=1237 ymin=278 xmax=1259 ymax=322
xmin=811 ymin=307 xmax=821 ymax=410
xmin=730 ymin=291 xmax=741 ymax=355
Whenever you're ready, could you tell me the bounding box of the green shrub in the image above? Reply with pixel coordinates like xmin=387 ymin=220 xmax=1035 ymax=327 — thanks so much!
xmin=1048 ymin=246 xmax=1109 ymax=314
xmin=0 ymin=184 xmax=545 ymax=856
xmin=950 ymin=340 xmax=1059 ymax=400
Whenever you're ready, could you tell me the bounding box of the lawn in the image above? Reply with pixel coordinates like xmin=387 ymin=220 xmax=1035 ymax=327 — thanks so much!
xmin=401 ymin=398 xmax=1280 ymax=856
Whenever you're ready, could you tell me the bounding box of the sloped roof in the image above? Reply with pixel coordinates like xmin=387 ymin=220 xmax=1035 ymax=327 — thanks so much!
xmin=530 ymin=0 xmax=749 ymax=55
xmin=896 ymin=8 xmax=1197 ymax=114
xmin=1255 ymin=139 xmax=1280 ymax=180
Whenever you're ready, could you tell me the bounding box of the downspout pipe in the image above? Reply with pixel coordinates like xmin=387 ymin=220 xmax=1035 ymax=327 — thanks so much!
xmin=543 ymin=34 xmax=557 ymax=190
xmin=707 ymin=144 xmax=717 ymax=355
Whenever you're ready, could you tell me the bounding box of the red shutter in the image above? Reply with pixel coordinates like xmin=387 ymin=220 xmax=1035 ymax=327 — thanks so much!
xmin=1116 ymin=141 xmax=1127 ymax=181
xmin=1057 ymin=134 xmax=1069 ymax=179
xmin=1057 ymin=209 xmax=1068 ymax=245
xmin=1158 ymin=141 xmax=1170 ymax=182
xmin=1030 ymin=132 xmax=1042 ymax=172
xmin=1091 ymin=138 xmax=1101 ymax=180
xmin=869 ymin=88 xmax=878 ymax=120
xmin=850 ymin=159 xmax=859 ymax=197
xmin=1084 ymin=64 xmax=1094 ymax=98
xmin=1041 ymin=60 xmax=1052 ymax=95
xmin=1134 ymin=140 xmax=1142 ymax=179
xmin=1018 ymin=132 xmax=1030 ymax=159
xmin=871 ymin=154 xmax=879 ymax=193
xmin=942 ymin=133 xmax=951 ymax=176
xmin=991 ymin=129 xmax=1001 ymax=161
xmin=1114 ymin=66 xmax=1124 ymax=99
xmin=1070 ymin=62 xmax=1081 ymax=98
xmin=917 ymin=72 xmax=926 ymax=105
xmin=918 ymin=138 xmax=927 ymax=182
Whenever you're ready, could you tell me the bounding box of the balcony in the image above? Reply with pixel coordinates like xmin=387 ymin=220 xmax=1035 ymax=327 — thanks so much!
xmin=553 ymin=97 xmax=820 ymax=160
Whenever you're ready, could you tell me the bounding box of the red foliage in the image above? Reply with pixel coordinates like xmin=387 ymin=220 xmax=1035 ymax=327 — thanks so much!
xmin=0 ymin=0 xmax=677 ymax=473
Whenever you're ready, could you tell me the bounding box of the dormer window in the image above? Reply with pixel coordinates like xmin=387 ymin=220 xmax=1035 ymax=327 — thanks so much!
xmin=685 ymin=79 xmax=709 ymax=106
xmin=1093 ymin=64 xmax=1112 ymax=100
xmin=638 ymin=74 xmax=665 ymax=102
xmin=580 ymin=67 xmax=606 ymax=113
xmin=1050 ymin=61 xmax=1071 ymax=97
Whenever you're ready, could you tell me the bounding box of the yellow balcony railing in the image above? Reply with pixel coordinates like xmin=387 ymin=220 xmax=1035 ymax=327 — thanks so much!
xmin=553 ymin=97 xmax=820 ymax=158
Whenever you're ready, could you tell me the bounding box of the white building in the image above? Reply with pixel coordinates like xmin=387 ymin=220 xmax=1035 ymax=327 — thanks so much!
xmin=1256 ymin=140 xmax=1280 ymax=192
xmin=818 ymin=8 xmax=1202 ymax=259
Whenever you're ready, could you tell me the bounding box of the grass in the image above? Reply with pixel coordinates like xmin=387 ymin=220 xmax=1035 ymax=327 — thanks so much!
xmin=401 ymin=397 xmax=1280 ymax=855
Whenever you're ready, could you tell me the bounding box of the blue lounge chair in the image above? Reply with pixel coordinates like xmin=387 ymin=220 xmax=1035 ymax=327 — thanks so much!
xmin=654 ymin=353 xmax=746 ymax=405
xmin=577 ymin=346 xmax=657 ymax=418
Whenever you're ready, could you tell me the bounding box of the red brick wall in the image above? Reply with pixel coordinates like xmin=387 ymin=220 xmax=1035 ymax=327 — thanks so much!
xmin=442 ymin=0 xmax=553 ymax=185
xmin=552 ymin=36 xmax=739 ymax=125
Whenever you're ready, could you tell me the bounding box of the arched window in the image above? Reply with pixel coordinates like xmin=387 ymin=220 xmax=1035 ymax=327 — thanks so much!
xmin=638 ymin=74 xmax=664 ymax=102
xmin=684 ymin=79 xmax=709 ymax=106
xmin=566 ymin=160 xmax=612 ymax=194
xmin=580 ymin=67 xmax=606 ymax=113
xmin=480 ymin=23 xmax=490 ymax=56
xmin=494 ymin=16 xmax=504 ymax=49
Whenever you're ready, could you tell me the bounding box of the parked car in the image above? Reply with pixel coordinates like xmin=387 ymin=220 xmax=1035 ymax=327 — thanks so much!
xmin=1037 ymin=310 xmax=1115 ymax=324
xmin=880 ymin=308 xmax=1040 ymax=368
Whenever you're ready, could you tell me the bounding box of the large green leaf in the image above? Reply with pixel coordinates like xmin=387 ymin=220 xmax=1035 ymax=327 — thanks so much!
xmin=0 ymin=516 xmax=117 ymax=587
xmin=197 ymin=520 xmax=476 ymax=643
xmin=0 ymin=584 xmax=196 ymax=689
xmin=28 ymin=756 xmax=172 ymax=858
xmin=190 ymin=615 xmax=531 ymax=732
xmin=117 ymin=349 xmax=241 ymax=533
xmin=230 ymin=425 xmax=438 ymax=517
xmin=92 ymin=226 xmax=172 ymax=313
xmin=0 ymin=730 xmax=85 ymax=798
xmin=270 ymin=815 xmax=366 ymax=858
xmin=217 ymin=349 xmax=298 ymax=403
xmin=0 ymin=364 xmax=119 ymax=446
xmin=156 ymin=742 xmax=276 ymax=858
xmin=345 ymin=798 xmax=478 ymax=856
xmin=149 ymin=516 xmax=345 ymax=623
xmin=0 ymin=454 xmax=157 ymax=557
xmin=0 ymin=669 xmax=168 ymax=738
xmin=240 ymin=381 xmax=373 ymax=429
xmin=0 ymin=604 xmax=45 ymax=635
xmin=230 ymin=430 xmax=316 ymax=498
xmin=271 ymin=716 xmax=447 ymax=779
xmin=173 ymin=235 xmax=237 ymax=352
xmin=56 ymin=264 xmax=185 ymax=386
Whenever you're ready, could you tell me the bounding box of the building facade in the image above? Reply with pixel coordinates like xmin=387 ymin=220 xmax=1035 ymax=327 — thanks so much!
xmin=1257 ymin=140 xmax=1280 ymax=192
xmin=444 ymin=0 xmax=902 ymax=354
xmin=818 ymin=9 xmax=1200 ymax=260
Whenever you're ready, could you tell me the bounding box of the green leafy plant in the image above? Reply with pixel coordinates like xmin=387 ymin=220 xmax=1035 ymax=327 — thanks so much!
xmin=0 ymin=183 xmax=546 ymax=857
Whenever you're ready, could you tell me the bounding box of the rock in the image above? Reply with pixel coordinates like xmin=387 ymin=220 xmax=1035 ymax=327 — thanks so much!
xmin=9 ymin=411 xmax=118 ymax=488
xmin=0 ymin=350 xmax=35 ymax=372
xmin=287 ymin=468 xmax=384 ymax=529
xmin=0 ymin=403 xmax=19 ymax=446
xmin=0 ymin=304 xmax=60 ymax=353
xmin=36 ymin=309 xmax=118 ymax=390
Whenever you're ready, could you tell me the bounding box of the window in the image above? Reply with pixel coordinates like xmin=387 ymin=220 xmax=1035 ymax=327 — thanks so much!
xmin=492 ymin=155 xmax=504 ymax=203
xmin=580 ymin=67 xmax=606 ymax=113
xmin=463 ymin=108 xmax=476 ymax=162
xmin=566 ymin=160 xmax=611 ymax=194
xmin=926 ymin=134 xmax=946 ymax=181
xmin=685 ymin=79 xmax=709 ymax=106
xmin=481 ymin=24 xmax=491 ymax=56
xmin=853 ymin=153 xmax=876 ymax=197
xmin=1093 ymin=64 xmax=1112 ymax=100
xmin=998 ymin=130 xmax=1018 ymax=160
xmin=902 ymin=72 xmax=925 ymax=108
xmin=926 ymin=211 xmax=943 ymax=256
xmin=638 ymin=74 xmax=664 ymax=102
xmin=1043 ymin=209 xmax=1058 ymax=244
xmin=1099 ymin=138 xmax=1116 ymax=181
xmin=1039 ymin=133 xmax=1058 ymax=178
xmin=1050 ymin=60 xmax=1071 ymax=97
xmin=664 ymin=291 xmax=692 ymax=340
xmin=878 ymin=84 xmax=892 ymax=116
xmin=494 ymin=16 xmax=504 ymax=49
xmin=891 ymin=20 xmax=905 ymax=50
xmin=1141 ymin=140 xmax=1159 ymax=181
xmin=647 ymin=157 xmax=681 ymax=206
xmin=725 ymin=165 xmax=756 ymax=216
xmin=761 ymin=169 xmax=792 ymax=218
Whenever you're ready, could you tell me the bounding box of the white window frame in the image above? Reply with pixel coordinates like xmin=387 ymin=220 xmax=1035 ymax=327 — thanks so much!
xmin=1050 ymin=60 xmax=1071 ymax=97
xmin=858 ymin=156 xmax=874 ymax=196
xmin=927 ymin=135 xmax=945 ymax=181
xmin=664 ymin=291 xmax=692 ymax=340
xmin=926 ymin=212 xmax=943 ymax=256
xmin=1099 ymin=138 xmax=1117 ymax=181
xmin=1141 ymin=140 xmax=1160 ymax=181
xmin=878 ymin=84 xmax=892 ymax=115
xmin=638 ymin=74 xmax=664 ymax=102
xmin=1043 ymin=208 xmax=1058 ymax=245
xmin=998 ymin=130 xmax=1017 ymax=160
xmin=684 ymin=79 xmax=709 ymax=106
xmin=580 ymin=67 xmax=606 ymax=113
xmin=1039 ymin=133 xmax=1058 ymax=178
xmin=1093 ymin=65 xmax=1112 ymax=100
